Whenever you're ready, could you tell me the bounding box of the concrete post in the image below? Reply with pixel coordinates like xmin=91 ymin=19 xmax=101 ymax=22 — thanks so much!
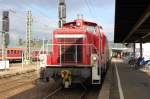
xmin=133 ymin=43 xmax=135 ymax=57
xmin=140 ymin=42 xmax=143 ymax=57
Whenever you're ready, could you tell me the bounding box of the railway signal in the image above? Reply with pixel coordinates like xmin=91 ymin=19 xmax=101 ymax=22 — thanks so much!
xmin=2 ymin=11 xmax=10 ymax=47
xmin=1 ymin=11 xmax=9 ymax=60
xmin=2 ymin=11 xmax=9 ymax=32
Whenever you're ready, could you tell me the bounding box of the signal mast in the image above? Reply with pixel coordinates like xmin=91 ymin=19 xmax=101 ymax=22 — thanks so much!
xmin=58 ymin=0 xmax=66 ymax=28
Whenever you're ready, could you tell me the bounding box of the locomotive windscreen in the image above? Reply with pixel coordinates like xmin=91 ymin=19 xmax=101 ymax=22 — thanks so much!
xmin=57 ymin=38 xmax=83 ymax=64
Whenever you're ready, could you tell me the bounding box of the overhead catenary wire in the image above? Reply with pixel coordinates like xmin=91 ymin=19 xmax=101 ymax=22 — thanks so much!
xmin=83 ymin=0 xmax=102 ymax=22
xmin=83 ymin=0 xmax=95 ymax=19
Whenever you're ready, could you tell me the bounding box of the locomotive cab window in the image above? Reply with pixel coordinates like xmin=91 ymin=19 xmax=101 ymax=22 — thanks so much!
xmin=84 ymin=24 xmax=97 ymax=33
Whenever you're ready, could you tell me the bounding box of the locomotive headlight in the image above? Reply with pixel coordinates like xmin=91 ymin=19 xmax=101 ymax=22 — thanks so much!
xmin=93 ymin=56 xmax=97 ymax=61
xmin=77 ymin=22 xmax=81 ymax=26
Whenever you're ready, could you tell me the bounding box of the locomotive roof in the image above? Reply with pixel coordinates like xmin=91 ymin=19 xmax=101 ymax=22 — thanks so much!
xmin=54 ymin=19 xmax=103 ymax=33
xmin=63 ymin=19 xmax=102 ymax=28
xmin=54 ymin=28 xmax=86 ymax=33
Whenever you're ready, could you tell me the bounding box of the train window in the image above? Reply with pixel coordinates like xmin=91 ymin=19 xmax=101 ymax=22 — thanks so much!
xmin=18 ymin=50 xmax=20 ymax=54
xmin=0 ymin=50 xmax=1 ymax=54
xmin=36 ymin=51 xmax=38 ymax=54
xmin=11 ymin=50 xmax=13 ymax=54
xmin=16 ymin=50 xmax=19 ymax=54
xmin=14 ymin=50 xmax=16 ymax=54
xmin=7 ymin=50 xmax=10 ymax=54
xmin=34 ymin=51 xmax=37 ymax=54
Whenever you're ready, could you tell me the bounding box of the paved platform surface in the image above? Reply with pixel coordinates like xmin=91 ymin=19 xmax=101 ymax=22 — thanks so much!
xmin=98 ymin=61 xmax=112 ymax=99
xmin=0 ymin=63 xmax=37 ymax=78
xmin=109 ymin=59 xmax=150 ymax=99
xmin=99 ymin=58 xmax=150 ymax=99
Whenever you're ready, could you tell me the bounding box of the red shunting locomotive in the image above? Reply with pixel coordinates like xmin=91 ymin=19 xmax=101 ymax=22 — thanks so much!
xmin=40 ymin=19 xmax=110 ymax=88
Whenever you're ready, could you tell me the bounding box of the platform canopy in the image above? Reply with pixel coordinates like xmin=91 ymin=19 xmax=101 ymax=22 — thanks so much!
xmin=114 ymin=0 xmax=150 ymax=43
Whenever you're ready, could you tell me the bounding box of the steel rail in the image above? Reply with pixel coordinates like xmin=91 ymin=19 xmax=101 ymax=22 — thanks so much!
xmin=43 ymin=87 xmax=62 ymax=99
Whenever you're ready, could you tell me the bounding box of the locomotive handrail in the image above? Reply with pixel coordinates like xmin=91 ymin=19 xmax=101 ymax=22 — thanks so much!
xmin=46 ymin=43 xmax=94 ymax=46
xmin=46 ymin=43 xmax=100 ymax=55
xmin=37 ymin=43 xmax=101 ymax=65
xmin=43 ymin=43 xmax=101 ymax=65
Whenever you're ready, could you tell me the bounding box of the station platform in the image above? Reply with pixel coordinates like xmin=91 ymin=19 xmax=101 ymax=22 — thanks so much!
xmin=0 ymin=63 xmax=37 ymax=79
xmin=99 ymin=58 xmax=150 ymax=99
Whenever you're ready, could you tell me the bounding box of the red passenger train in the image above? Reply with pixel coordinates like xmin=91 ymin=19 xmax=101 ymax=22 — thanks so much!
xmin=0 ymin=48 xmax=41 ymax=62
xmin=40 ymin=19 xmax=110 ymax=87
xmin=0 ymin=48 xmax=23 ymax=62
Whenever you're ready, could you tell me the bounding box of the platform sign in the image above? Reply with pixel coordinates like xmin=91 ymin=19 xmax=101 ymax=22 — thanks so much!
xmin=39 ymin=54 xmax=47 ymax=68
xmin=0 ymin=60 xmax=9 ymax=69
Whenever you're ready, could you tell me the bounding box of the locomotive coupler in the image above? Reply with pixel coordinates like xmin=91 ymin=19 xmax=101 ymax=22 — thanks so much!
xmin=61 ymin=70 xmax=72 ymax=88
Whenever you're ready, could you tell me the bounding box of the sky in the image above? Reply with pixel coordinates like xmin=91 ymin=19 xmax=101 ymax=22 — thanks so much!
xmin=0 ymin=0 xmax=115 ymax=46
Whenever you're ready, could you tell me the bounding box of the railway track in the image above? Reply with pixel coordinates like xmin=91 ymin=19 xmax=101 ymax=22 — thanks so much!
xmin=43 ymin=84 xmax=84 ymax=99
xmin=0 ymin=69 xmax=62 ymax=99
xmin=80 ymin=87 xmax=100 ymax=99
xmin=0 ymin=71 xmax=37 ymax=94
xmin=80 ymin=90 xmax=88 ymax=99
xmin=0 ymin=78 xmax=36 ymax=94
xmin=43 ymin=87 xmax=63 ymax=99
xmin=43 ymin=84 xmax=100 ymax=99
xmin=0 ymin=70 xmax=101 ymax=99
xmin=0 ymin=71 xmax=36 ymax=86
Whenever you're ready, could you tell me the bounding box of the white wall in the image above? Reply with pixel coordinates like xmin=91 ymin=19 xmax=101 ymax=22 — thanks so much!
xmin=135 ymin=43 xmax=150 ymax=60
